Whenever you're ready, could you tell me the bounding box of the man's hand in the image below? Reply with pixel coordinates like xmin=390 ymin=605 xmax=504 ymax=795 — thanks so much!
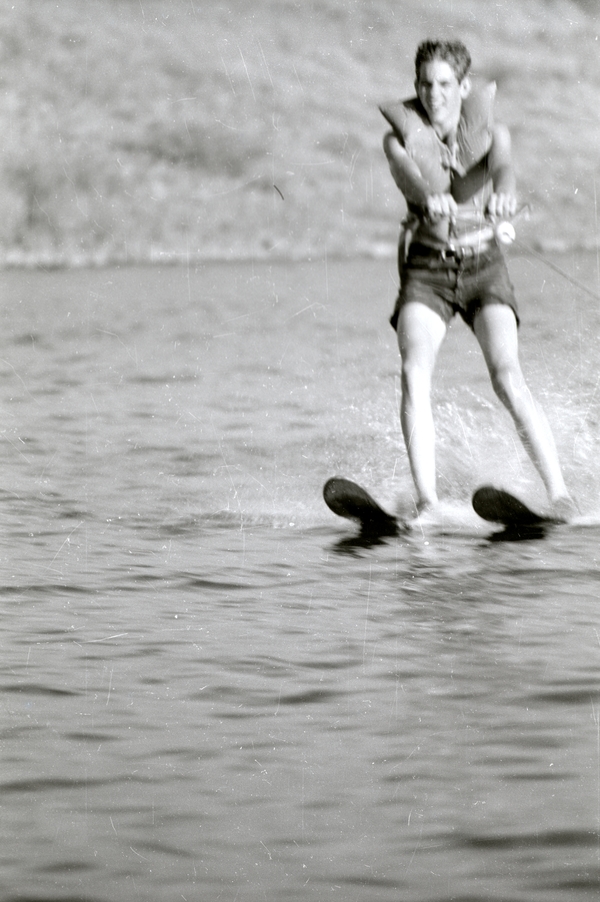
xmin=425 ymin=193 xmax=458 ymax=221
xmin=486 ymin=192 xmax=517 ymax=220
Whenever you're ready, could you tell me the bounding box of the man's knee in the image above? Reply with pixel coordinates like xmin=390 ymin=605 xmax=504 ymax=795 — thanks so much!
xmin=401 ymin=358 xmax=432 ymax=400
xmin=488 ymin=360 xmax=524 ymax=406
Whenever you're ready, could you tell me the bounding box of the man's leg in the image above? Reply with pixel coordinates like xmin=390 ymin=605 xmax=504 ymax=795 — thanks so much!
xmin=473 ymin=304 xmax=572 ymax=507
xmin=397 ymin=301 xmax=447 ymax=511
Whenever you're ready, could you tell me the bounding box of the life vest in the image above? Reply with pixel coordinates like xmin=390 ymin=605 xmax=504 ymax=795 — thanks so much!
xmin=379 ymin=81 xmax=496 ymax=196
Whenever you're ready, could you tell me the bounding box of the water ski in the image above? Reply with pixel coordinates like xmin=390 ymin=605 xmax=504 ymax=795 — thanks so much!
xmin=323 ymin=477 xmax=399 ymax=537
xmin=472 ymin=485 xmax=565 ymax=529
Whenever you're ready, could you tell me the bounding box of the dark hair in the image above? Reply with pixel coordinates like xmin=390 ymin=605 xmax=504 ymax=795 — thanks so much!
xmin=415 ymin=40 xmax=471 ymax=83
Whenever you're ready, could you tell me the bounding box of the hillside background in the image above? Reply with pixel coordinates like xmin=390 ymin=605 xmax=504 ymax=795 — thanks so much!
xmin=1 ymin=0 xmax=599 ymax=266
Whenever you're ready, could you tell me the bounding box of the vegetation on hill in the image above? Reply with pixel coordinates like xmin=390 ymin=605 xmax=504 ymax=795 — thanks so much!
xmin=1 ymin=0 xmax=599 ymax=266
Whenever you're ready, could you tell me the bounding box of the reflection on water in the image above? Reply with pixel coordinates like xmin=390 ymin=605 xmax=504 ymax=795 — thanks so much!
xmin=1 ymin=259 xmax=600 ymax=901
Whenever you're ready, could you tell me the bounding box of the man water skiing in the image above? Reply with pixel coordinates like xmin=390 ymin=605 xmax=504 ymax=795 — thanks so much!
xmin=381 ymin=39 xmax=575 ymax=519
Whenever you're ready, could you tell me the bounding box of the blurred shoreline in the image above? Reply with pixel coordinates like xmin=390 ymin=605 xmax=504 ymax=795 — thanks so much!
xmin=2 ymin=240 xmax=599 ymax=273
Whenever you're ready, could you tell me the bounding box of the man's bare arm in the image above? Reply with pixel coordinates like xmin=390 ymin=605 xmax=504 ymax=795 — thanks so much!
xmin=486 ymin=123 xmax=518 ymax=219
xmin=383 ymin=131 xmax=457 ymax=220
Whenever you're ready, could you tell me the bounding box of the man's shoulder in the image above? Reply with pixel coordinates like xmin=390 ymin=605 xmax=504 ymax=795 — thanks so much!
xmin=455 ymin=81 xmax=497 ymax=174
xmin=461 ymin=81 xmax=496 ymax=125
xmin=379 ymin=96 xmax=428 ymax=141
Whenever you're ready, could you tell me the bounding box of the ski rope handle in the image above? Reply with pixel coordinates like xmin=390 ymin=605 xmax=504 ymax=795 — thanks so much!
xmin=448 ymin=204 xmax=530 ymax=249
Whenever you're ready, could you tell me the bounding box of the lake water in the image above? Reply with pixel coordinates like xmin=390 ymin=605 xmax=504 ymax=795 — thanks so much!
xmin=1 ymin=251 xmax=600 ymax=901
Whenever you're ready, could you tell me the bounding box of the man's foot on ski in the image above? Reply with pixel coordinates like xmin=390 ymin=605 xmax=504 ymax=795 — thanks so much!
xmin=550 ymin=494 xmax=578 ymax=522
xmin=473 ymin=485 xmax=574 ymax=527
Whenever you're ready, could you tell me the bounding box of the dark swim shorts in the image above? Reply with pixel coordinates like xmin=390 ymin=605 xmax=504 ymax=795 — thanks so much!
xmin=389 ymin=243 xmax=519 ymax=332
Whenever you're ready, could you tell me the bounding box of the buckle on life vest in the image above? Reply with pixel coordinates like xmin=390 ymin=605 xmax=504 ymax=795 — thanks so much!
xmin=440 ymin=246 xmax=459 ymax=261
xmin=447 ymin=240 xmax=495 ymax=260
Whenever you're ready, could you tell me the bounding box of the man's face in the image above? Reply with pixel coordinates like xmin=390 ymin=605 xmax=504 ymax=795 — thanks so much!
xmin=415 ymin=59 xmax=470 ymax=139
